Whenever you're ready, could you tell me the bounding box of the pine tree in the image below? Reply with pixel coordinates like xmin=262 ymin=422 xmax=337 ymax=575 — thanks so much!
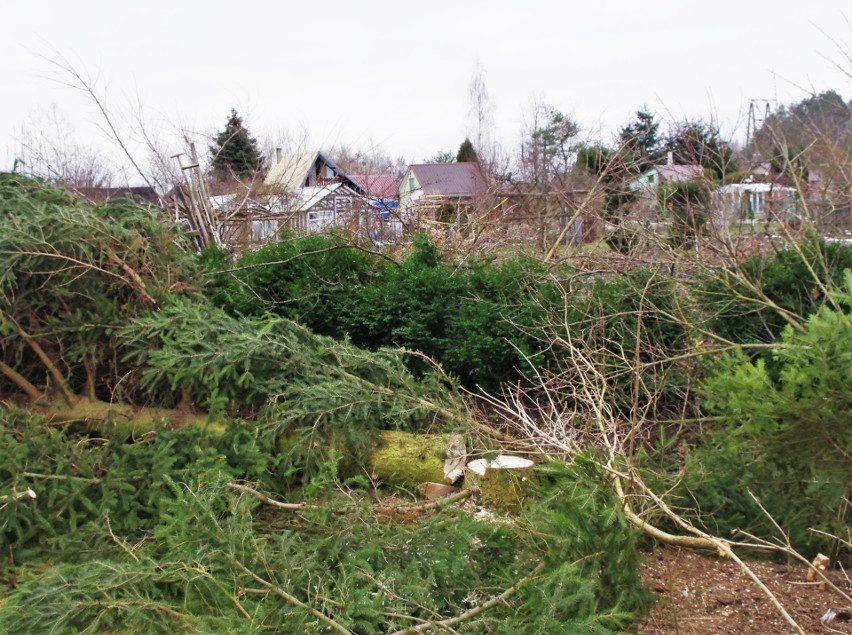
xmin=456 ymin=138 xmax=479 ymax=163
xmin=619 ymin=108 xmax=661 ymax=173
xmin=663 ymin=119 xmax=737 ymax=181
xmin=209 ymin=109 xmax=263 ymax=179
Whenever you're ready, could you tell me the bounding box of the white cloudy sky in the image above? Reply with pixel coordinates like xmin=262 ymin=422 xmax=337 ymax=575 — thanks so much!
xmin=1 ymin=0 xmax=850 ymax=183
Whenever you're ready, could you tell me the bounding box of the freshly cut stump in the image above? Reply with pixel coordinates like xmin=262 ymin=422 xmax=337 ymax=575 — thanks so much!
xmin=465 ymin=455 xmax=535 ymax=510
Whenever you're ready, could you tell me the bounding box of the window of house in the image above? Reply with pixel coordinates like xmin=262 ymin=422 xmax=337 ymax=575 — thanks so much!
xmin=251 ymin=220 xmax=279 ymax=242
xmin=409 ymin=176 xmax=416 ymax=192
xmin=307 ymin=210 xmax=335 ymax=232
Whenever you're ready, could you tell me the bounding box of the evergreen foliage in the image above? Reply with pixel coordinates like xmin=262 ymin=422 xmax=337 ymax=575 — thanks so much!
xmin=698 ymin=239 xmax=852 ymax=347
xmin=0 ymin=408 xmax=275 ymax=561
xmin=0 ymin=406 xmax=649 ymax=633
xmin=664 ymin=119 xmax=737 ymax=181
xmin=0 ymin=173 xmax=197 ymax=401
xmin=619 ymin=108 xmax=662 ymax=173
xmin=201 ymin=232 xmax=695 ymax=407
xmin=319 ymin=235 xmax=552 ymax=391
xmin=751 ymin=90 xmax=852 ymax=175
xmin=202 ymin=233 xmax=556 ymax=392
xmin=119 ymin=298 xmax=467 ymax=481
xmin=688 ymin=296 xmax=852 ymax=560
xmin=200 ymin=231 xmax=381 ymax=337
xmin=0 ymin=174 xmax=469 ymax=482
xmin=527 ymin=105 xmax=580 ymax=182
xmin=426 ymin=149 xmax=455 ymax=163
xmin=209 ymin=108 xmax=263 ymax=179
xmin=456 ymin=137 xmax=479 ymax=163
xmin=7 ymin=170 xmax=852 ymax=631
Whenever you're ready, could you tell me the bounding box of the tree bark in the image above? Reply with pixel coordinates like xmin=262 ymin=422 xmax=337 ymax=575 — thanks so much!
xmin=22 ymin=399 xmax=466 ymax=489
xmin=30 ymin=396 xmax=217 ymax=437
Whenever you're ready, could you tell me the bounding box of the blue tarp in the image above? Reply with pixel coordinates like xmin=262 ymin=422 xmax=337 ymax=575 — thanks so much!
xmin=369 ymin=197 xmax=399 ymax=219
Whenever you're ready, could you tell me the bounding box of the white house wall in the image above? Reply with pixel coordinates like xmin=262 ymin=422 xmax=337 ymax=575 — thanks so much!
xmin=398 ymin=168 xmax=424 ymax=220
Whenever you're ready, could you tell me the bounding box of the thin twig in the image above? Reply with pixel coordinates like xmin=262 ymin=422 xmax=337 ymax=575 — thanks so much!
xmin=388 ymin=562 xmax=545 ymax=634
xmin=22 ymin=471 xmax=100 ymax=484
xmin=226 ymin=482 xmax=314 ymax=511
xmin=392 ymin=487 xmax=480 ymax=513
xmin=232 ymin=559 xmax=352 ymax=635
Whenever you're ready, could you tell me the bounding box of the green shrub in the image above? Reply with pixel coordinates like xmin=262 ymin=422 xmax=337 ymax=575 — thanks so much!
xmin=203 ymin=234 xmax=558 ymax=393
xmin=0 ymin=408 xmax=278 ymax=563
xmin=201 ymin=230 xmax=380 ymax=337
xmin=201 ymin=232 xmax=699 ymax=410
xmin=699 ymin=239 xmax=852 ymax=347
xmin=687 ymin=302 xmax=852 ymax=560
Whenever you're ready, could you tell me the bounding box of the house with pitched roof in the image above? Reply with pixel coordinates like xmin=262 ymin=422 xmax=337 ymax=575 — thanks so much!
xmin=621 ymin=154 xmax=706 ymax=225
xmin=398 ymin=162 xmax=486 ymax=228
xmin=262 ymin=150 xmax=369 ymax=233
xmin=627 ymin=156 xmax=705 ymax=197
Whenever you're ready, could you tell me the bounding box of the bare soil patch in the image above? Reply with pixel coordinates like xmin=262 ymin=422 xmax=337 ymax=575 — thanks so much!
xmin=639 ymin=546 xmax=852 ymax=634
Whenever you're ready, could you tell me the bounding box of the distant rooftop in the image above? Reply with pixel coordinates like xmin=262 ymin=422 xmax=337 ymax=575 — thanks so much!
xmin=349 ymin=174 xmax=400 ymax=199
xmin=264 ymin=151 xmax=362 ymax=193
xmin=264 ymin=152 xmax=326 ymax=191
xmin=654 ymin=164 xmax=704 ymax=182
xmin=77 ymin=186 xmax=160 ymax=205
xmin=409 ymin=162 xmax=485 ymax=197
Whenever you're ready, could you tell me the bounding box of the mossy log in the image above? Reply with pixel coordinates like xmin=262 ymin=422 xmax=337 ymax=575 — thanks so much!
xmin=32 ymin=399 xmax=466 ymax=489
xmin=31 ymin=396 xmax=226 ymax=439
xmin=370 ymin=431 xmax=466 ymax=488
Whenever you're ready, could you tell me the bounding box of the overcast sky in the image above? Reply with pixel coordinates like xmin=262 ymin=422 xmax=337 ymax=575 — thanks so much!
xmin=2 ymin=1 xmax=850 ymax=184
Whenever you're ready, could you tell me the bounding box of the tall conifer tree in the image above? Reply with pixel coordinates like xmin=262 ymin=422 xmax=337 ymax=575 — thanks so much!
xmin=209 ymin=108 xmax=263 ymax=179
xmin=619 ymin=109 xmax=661 ymax=173
xmin=456 ymin=138 xmax=479 ymax=163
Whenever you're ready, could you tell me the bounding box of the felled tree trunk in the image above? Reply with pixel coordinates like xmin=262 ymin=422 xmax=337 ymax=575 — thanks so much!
xmin=370 ymin=431 xmax=466 ymax=488
xmin=30 ymin=398 xmax=468 ymax=489
xmin=32 ymin=396 xmax=225 ymax=438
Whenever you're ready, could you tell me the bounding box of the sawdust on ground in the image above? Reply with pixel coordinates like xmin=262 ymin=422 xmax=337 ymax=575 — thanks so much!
xmin=639 ymin=546 xmax=851 ymax=634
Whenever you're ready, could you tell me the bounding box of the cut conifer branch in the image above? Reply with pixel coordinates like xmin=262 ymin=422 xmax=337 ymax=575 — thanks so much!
xmin=388 ymin=562 xmax=545 ymax=635
xmin=1 ymin=310 xmax=76 ymax=404
xmin=0 ymin=360 xmax=45 ymax=402
xmin=232 ymin=559 xmax=353 ymax=635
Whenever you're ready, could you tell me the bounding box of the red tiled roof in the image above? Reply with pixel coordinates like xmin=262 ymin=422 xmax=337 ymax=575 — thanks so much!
xmin=349 ymin=174 xmax=400 ymax=198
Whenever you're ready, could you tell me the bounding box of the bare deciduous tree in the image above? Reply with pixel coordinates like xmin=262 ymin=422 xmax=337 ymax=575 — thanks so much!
xmin=17 ymin=105 xmax=117 ymax=192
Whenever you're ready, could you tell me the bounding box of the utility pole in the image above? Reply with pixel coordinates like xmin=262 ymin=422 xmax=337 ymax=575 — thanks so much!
xmin=746 ymin=99 xmax=776 ymax=149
